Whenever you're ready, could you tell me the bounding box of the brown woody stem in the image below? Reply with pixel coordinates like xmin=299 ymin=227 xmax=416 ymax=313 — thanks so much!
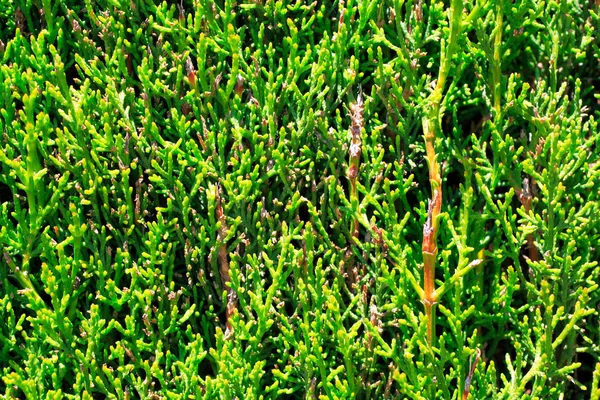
xmin=422 ymin=118 xmax=442 ymax=343
xmin=420 ymin=0 xmax=462 ymax=347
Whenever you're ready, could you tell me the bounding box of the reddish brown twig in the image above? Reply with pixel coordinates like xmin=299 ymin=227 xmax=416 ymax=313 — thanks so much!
xmin=422 ymin=114 xmax=442 ymax=344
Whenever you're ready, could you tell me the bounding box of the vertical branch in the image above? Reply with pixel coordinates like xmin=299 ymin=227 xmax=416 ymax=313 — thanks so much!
xmin=420 ymin=0 xmax=462 ymax=345
xmin=348 ymin=89 xmax=364 ymax=240
xmin=216 ymin=184 xmax=237 ymax=338
xmin=346 ymin=89 xmax=364 ymax=287
xmin=517 ymin=178 xmax=539 ymax=262
xmin=490 ymin=0 xmax=540 ymax=266
xmin=491 ymin=0 xmax=504 ymax=118
xmin=422 ymin=117 xmax=442 ymax=343
xmin=422 ymin=196 xmax=440 ymax=343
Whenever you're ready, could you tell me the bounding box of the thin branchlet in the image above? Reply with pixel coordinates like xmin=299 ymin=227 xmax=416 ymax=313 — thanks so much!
xmin=517 ymin=177 xmax=539 ymax=262
xmin=348 ymin=89 xmax=364 ymax=237
xmin=216 ymin=184 xmax=237 ymax=338
xmin=346 ymin=89 xmax=365 ymax=287
xmin=418 ymin=0 xmax=463 ymax=350
xmin=462 ymin=349 xmax=481 ymax=400
xmin=422 ymin=115 xmax=443 ymax=344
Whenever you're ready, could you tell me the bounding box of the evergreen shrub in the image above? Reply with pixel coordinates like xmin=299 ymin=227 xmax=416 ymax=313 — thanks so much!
xmin=1 ymin=0 xmax=599 ymax=398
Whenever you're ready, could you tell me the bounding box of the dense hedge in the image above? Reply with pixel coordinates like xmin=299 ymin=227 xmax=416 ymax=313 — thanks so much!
xmin=1 ymin=0 xmax=599 ymax=398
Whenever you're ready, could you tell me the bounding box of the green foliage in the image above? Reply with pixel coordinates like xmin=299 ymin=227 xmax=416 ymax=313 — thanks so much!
xmin=0 ymin=0 xmax=599 ymax=398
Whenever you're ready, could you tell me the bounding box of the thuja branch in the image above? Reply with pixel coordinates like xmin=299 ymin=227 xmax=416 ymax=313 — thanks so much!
xmin=3 ymin=252 xmax=45 ymax=310
xmin=348 ymin=91 xmax=364 ymax=241
xmin=489 ymin=0 xmax=539 ymax=264
xmin=346 ymin=90 xmax=364 ymax=287
xmin=420 ymin=0 xmax=463 ymax=345
xmin=216 ymin=184 xmax=237 ymax=339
